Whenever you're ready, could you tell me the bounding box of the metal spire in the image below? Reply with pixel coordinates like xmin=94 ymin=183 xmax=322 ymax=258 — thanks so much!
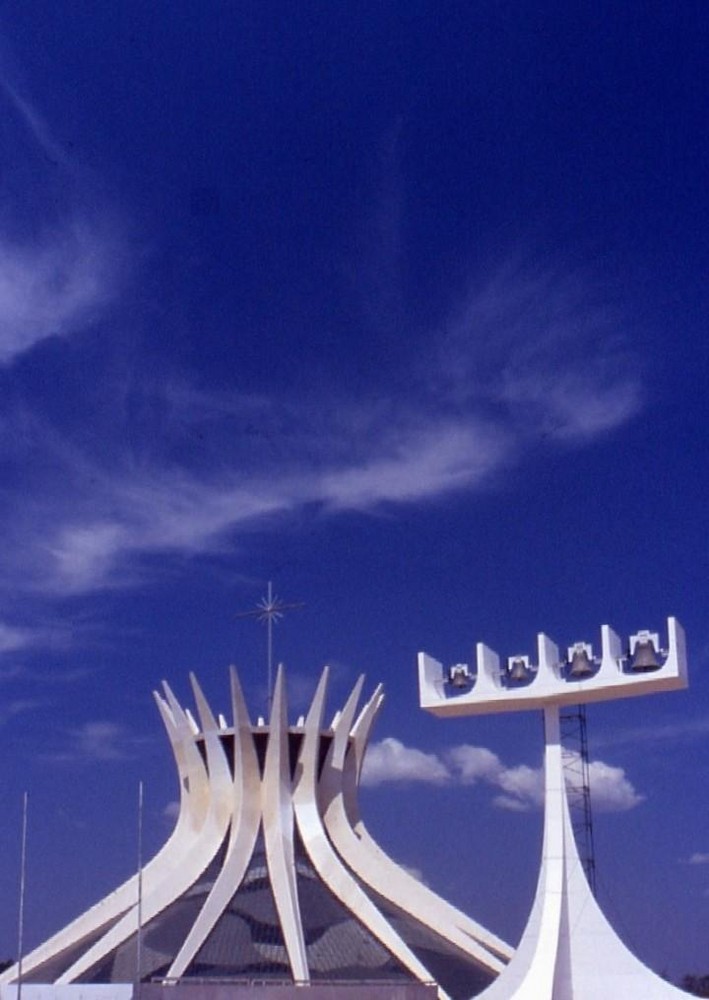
xmin=235 ymin=581 xmax=304 ymax=713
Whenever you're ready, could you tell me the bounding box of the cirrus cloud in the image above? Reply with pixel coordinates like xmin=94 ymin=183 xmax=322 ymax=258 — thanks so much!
xmin=0 ymin=219 xmax=119 ymax=365
xmin=0 ymin=245 xmax=643 ymax=602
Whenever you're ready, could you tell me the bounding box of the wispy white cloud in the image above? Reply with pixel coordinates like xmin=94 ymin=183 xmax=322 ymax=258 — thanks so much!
xmin=0 ymin=697 xmax=44 ymax=728
xmin=0 ymin=220 xmax=641 ymax=598
xmin=0 ymin=619 xmax=95 ymax=665
xmin=432 ymin=261 xmax=641 ymax=445
xmin=36 ymin=475 xmax=294 ymax=594
xmin=320 ymin=420 xmax=508 ymax=509
xmin=0 ymin=73 xmax=642 ymax=599
xmin=686 ymin=853 xmax=709 ymax=865
xmin=0 ymin=661 xmax=93 ymax=685
xmin=71 ymin=721 xmax=130 ymax=761
xmin=594 ymin=716 xmax=709 ymax=749
xmin=0 ymin=218 xmax=118 ymax=365
xmin=362 ymin=738 xmax=643 ymax=812
xmin=0 ymin=66 xmax=122 ymax=366
xmin=0 ymin=370 xmax=628 ymax=596
xmin=0 ymin=70 xmax=71 ymax=170
xmin=49 ymin=721 xmax=148 ymax=763
xmin=0 ymin=401 xmax=512 ymax=596
xmin=0 ymin=622 xmax=34 ymax=654
xmin=499 ymin=366 xmax=641 ymax=443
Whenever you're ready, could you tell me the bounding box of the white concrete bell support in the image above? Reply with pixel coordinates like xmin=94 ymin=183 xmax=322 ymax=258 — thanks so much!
xmin=419 ymin=616 xmax=691 ymax=999
xmin=419 ymin=616 xmax=687 ymax=716
xmin=473 ymin=703 xmax=692 ymax=1000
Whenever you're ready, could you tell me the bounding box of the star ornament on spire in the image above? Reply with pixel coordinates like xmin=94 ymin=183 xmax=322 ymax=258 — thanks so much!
xmin=251 ymin=585 xmax=304 ymax=624
xmin=234 ymin=581 xmax=305 ymax=712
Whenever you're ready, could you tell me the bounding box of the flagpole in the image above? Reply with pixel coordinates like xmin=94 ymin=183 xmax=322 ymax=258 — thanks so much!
xmin=16 ymin=791 xmax=28 ymax=1000
xmin=135 ymin=780 xmax=144 ymax=998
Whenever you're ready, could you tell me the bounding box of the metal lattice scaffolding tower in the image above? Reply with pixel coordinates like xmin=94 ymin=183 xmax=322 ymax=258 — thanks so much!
xmin=560 ymin=704 xmax=597 ymax=896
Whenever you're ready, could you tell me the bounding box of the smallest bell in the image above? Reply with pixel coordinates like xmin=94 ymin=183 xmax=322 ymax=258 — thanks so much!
xmin=449 ymin=664 xmax=472 ymax=688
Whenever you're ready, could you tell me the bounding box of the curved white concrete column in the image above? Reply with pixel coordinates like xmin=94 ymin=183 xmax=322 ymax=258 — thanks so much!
xmin=319 ymin=676 xmax=510 ymax=973
xmin=344 ymin=681 xmax=385 ymax=833
xmin=166 ymin=667 xmax=262 ymax=979
xmin=262 ymin=665 xmax=309 ymax=982
xmin=0 ymin=686 xmax=211 ymax=987
xmin=188 ymin=673 xmax=234 ymax=831
xmin=292 ymin=668 xmax=446 ymax=998
xmin=336 ymin=678 xmax=506 ymax=961
xmin=346 ymin=682 xmax=511 ymax=967
xmin=57 ymin=680 xmax=231 ymax=984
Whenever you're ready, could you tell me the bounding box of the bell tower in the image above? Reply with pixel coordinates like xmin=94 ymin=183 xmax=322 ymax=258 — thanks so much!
xmin=418 ymin=617 xmax=690 ymax=999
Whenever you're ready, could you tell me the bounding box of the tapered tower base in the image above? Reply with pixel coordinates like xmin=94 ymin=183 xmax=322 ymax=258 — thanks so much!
xmin=476 ymin=707 xmax=689 ymax=1000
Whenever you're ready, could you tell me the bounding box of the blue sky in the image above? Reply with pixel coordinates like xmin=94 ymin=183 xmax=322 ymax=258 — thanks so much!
xmin=0 ymin=0 xmax=708 ymax=985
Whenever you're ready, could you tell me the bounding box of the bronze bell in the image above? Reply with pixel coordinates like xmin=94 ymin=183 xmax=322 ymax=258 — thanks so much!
xmin=630 ymin=638 xmax=660 ymax=672
xmin=449 ymin=665 xmax=470 ymax=688
xmin=508 ymin=657 xmax=528 ymax=682
xmin=568 ymin=647 xmax=594 ymax=677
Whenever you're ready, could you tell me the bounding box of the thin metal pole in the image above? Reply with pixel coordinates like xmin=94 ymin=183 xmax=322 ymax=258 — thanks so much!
xmin=233 ymin=581 xmax=304 ymax=718
xmin=135 ymin=780 xmax=144 ymax=997
xmin=16 ymin=791 xmax=28 ymax=1000
xmin=266 ymin=581 xmax=273 ymax=713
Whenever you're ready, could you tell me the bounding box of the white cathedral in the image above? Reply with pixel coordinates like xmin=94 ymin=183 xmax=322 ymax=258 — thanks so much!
xmin=0 ymin=665 xmax=510 ymax=1000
